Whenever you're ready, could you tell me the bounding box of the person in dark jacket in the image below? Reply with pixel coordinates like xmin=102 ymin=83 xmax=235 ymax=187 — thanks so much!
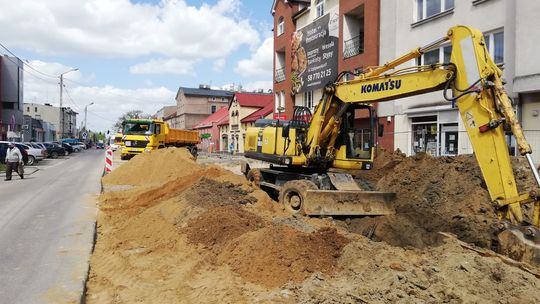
xmin=4 ymin=143 xmax=23 ymax=180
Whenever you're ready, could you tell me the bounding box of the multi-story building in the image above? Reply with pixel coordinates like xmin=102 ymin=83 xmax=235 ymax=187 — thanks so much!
xmin=24 ymin=103 xmax=78 ymax=140
xmin=223 ymin=92 xmax=273 ymax=153
xmin=272 ymin=0 xmax=394 ymax=149
xmin=154 ymin=106 xmax=176 ymax=120
xmin=192 ymin=107 xmax=229 ymax=152
xmin=379 ymin=0 xmax=540 ymax=163
xmin=175 ymin=85 xmax=234 ymax=129
xmin=1 ymin=55 xmax=24 ymax=141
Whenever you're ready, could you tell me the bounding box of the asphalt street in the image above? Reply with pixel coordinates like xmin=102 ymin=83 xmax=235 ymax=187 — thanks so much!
xmin=0 ymin=149 xmax=104 ymax=304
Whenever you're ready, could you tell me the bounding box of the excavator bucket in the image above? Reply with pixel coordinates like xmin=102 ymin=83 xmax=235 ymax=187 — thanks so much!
xmin=303 ymin=190 xmax=396 ymax=216
xmin=497 ymin=224 xmax=540 ymax=267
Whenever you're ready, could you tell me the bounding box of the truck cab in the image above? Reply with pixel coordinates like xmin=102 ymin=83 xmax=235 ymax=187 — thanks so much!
xmin=120 ymin=119 xmax=165 ymax=159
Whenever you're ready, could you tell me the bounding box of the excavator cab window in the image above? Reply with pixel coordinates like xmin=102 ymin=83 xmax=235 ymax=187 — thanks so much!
xmin=341 ymin=106 xmax=373 ymax=159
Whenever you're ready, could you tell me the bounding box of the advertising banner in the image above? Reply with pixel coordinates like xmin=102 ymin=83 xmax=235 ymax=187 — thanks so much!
xmin=291 ymin=9 xmax=339 ymax=94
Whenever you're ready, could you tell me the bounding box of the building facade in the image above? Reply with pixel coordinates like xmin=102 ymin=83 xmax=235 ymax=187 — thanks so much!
xmin=175 ymin=85 xmax=234 ymax=129
xmin=24 ymin=103 xmax=78 ymax=140
xmin=192 ymin=107 xmax=229 ymax=152
xmin=379 ymin=0 xmax=540 ymax=163
xmin=272 ymin=0 xmax=394 ymax=150
xmin=1 ymin=55 xmax=24 ymax=141
xmin=223 ymin=92 xmax=273 ymax=153
xmin=154 ymin=106 xmax=176 ymax=120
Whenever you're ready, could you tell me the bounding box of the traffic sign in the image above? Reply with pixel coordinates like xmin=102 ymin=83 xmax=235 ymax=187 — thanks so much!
xmin=82 ymin=131 xmax=88 ymax=139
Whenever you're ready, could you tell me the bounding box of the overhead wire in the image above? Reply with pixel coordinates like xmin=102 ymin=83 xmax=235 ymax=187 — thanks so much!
xmin=0 ymin=41 xmax=58 ymax=79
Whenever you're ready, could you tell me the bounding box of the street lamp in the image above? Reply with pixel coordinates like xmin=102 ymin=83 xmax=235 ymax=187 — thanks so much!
xmin=84 ymin=102 xmax=94 ymax=131
xmin=58 ymin=68 xmax=78 ymax=139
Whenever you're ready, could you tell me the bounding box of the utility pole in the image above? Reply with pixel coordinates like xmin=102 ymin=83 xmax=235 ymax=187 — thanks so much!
xmin=58 ymin=68 xmax=78 ymax=140
xmin=84 ymin=102 xmax=94 ymax=130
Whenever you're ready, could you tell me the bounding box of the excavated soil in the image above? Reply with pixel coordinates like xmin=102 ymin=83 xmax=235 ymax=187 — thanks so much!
xmin=346 ymin=149 xmax=539 ymax=251
xmin=86 ymin=147 xmax=540 ymax=303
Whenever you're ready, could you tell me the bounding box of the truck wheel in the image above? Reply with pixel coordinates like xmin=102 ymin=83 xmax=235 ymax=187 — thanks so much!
xmin=246 ymin=169 xmax=262 ymax=188
xmin=189 ymin=146 xmax=198 ymax=158
xmin=27 ymin=155 xmax=35 ymax=166
xmin=279 ymin=180 xmax=318 ymax=215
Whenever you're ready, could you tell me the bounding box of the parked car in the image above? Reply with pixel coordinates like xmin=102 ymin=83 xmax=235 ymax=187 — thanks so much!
xmin=43 ymin=142 xmax=66 ymax=159
xmin=0 ymin=142 xmax=29 ymax=165
xmin=17 ymin=143 xmax=44 ymax=165
xmin=69 ymin=142 xmax=83 ymax=152
xmin=96 ymin=142 xmax=105 ymax=149
xmin=62 ymin=143 xmax=75 ymax=155
xmin=30 ymin=143 xmax=49 ymax=158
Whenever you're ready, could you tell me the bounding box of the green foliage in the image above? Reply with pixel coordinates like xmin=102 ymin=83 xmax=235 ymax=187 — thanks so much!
xmin=113 ymin=110 xmax=152 ymax=131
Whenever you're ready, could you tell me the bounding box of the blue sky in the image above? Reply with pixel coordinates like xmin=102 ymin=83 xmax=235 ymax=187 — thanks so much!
xmin=0 ymin=0 xmax=275 ymax=131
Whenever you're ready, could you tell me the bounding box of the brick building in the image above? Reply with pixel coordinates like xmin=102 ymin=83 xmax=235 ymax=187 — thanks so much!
xmin=174 ymin=85 xmax=234 ymax=129
xmin=271 ymin=0 xmax=394 ymax=150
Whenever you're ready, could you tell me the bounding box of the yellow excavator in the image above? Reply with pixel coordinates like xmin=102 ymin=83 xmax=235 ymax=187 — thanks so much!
xmin=242 ymin=25 xmax=540 ymax=263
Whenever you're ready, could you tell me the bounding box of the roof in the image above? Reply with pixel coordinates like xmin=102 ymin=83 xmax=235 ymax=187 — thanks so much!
xmin=163 ymin=111 xmax=178 ymax=121
xmin=192 ymin=107 xmax=229 ymax=129
xmin=230 ymin=92 xmax=273 ymax=109
xmin=241 ymin=102 xmax=274 ymax=123
xmin=176 ymin=87 xmax=235 ymax=99
xmin=271 ymin=0 xmax=310 ymax=15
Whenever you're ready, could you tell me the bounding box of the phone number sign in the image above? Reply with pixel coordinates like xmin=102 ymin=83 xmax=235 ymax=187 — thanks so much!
xmin=291 ymin=9 xmax=339 ymax=94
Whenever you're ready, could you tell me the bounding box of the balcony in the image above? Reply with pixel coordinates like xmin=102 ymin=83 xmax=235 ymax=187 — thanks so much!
xmin=343 ymin=33 xmax=364 ymax=59
xmin=275 ymin=67 xmax=285 ymax=83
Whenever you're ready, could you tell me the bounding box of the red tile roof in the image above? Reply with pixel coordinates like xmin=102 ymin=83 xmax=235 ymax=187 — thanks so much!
xmin=230 ymin=92 xmax=273 ymax=109
xmin=217 ymin=117 xmax=229 ymax=127
xmin=192 ymin=107 xmax=228 ymax=129
xmin=241 ymin=102 xmax=274 ymax=123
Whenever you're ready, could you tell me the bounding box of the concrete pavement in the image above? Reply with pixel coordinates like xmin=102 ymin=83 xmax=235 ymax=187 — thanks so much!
xmin=0 ymin=149 xmax=104 ymax=304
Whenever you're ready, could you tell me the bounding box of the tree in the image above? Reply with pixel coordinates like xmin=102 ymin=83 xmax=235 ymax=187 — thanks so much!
xmin=113 ymin=110 xmax=152 ymax=132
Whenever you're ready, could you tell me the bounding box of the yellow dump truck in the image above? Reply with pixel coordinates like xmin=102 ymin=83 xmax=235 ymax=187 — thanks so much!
xmin=120 ymin=119 xmax=200 ymax=160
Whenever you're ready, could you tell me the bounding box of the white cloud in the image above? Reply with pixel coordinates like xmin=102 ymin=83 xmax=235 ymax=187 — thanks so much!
xmin=234 ymin=37 xmax=273 ymax=77
xmin=129 ymin=58 xmax=195 ymax=75
xmin=212 ymin=58 xmax=226 ymax=72
xmin=241 ymin=80 xmax=273 ymax=92
xmin=24 ymin=60 xmax=176 ymax=132
xmin=0 ymin=0 xmax=259 ymax=60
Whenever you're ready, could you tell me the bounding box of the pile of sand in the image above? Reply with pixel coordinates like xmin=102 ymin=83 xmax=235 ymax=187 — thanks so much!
xmin=102 ymin=147 xmax=198 ymax=186
xmin=86 ymin=147 xmax=540 ymax=303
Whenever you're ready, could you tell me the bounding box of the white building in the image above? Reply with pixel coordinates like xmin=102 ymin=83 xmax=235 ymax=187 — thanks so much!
xmin=379 ymin=0 xmax=540 ymax=163
xmin=24 ymin=103 xmax=78 ymax=139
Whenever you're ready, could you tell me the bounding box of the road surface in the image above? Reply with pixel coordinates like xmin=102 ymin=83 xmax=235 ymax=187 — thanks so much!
xmin=0 ymin=149 xmax=104 ymax=304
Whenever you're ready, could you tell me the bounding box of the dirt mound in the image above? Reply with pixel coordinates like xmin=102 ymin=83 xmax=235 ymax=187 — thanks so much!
xmin=219 ymin=226 xmax=349 ymax=288
xmin=349 ymin=153 xmax=498 ymax=248
xmin=87 ymin=148 xmax=540 ymax=303
xmin=182 ymin=205 xmax=266 ymax=249
xmin=182 ymin=177 xmax=258 ymax=208
xmin=102 ymin=147 xmax=198 ymax=186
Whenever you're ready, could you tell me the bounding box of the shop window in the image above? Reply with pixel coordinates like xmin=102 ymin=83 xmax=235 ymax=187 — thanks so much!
xmin=412 ymin=116 xmax=437 ymax=156
xmin=484 ymin=30 xmax=504 ymax=64
xmin=416 ymin=0 xmax=454 ymax=21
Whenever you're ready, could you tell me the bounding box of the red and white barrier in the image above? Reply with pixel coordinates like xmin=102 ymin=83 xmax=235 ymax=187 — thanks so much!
xmin=105 ymin=148 xmax=113 ymax=173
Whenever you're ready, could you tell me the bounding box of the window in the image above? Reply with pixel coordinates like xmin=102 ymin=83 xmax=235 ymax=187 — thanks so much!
xmin=417 ymin=45 xmax=452 ymax=65
xmin=35 ymin=107 xmax=37 ymax=112
xmin=211 ymin=105 xmax=217 ymax=113
xmin=416 ymin=0 xmax=454 ymax=21
xmin=315 ymin=0 xmax=325 ymax=18
xmin=277 ymin=16 xmax=284 ymax=36
xmin=303 ymin=91 xmax=313 ymax=109
xmin=26 ymin=106 xmax=29 ymax=112
xmin=484 ymin=30 xmax=504 ymax=64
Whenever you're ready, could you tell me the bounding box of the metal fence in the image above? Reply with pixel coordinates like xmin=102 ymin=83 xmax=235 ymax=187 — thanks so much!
xmin=343 ymin=34 xmax=364 ymax=59
xmin=275 ymin=68 xmax=285 ymax=83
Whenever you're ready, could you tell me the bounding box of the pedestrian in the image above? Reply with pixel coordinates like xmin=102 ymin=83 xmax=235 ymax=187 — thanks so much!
xmin=4 ymin=142 xmax=24 ymax=181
